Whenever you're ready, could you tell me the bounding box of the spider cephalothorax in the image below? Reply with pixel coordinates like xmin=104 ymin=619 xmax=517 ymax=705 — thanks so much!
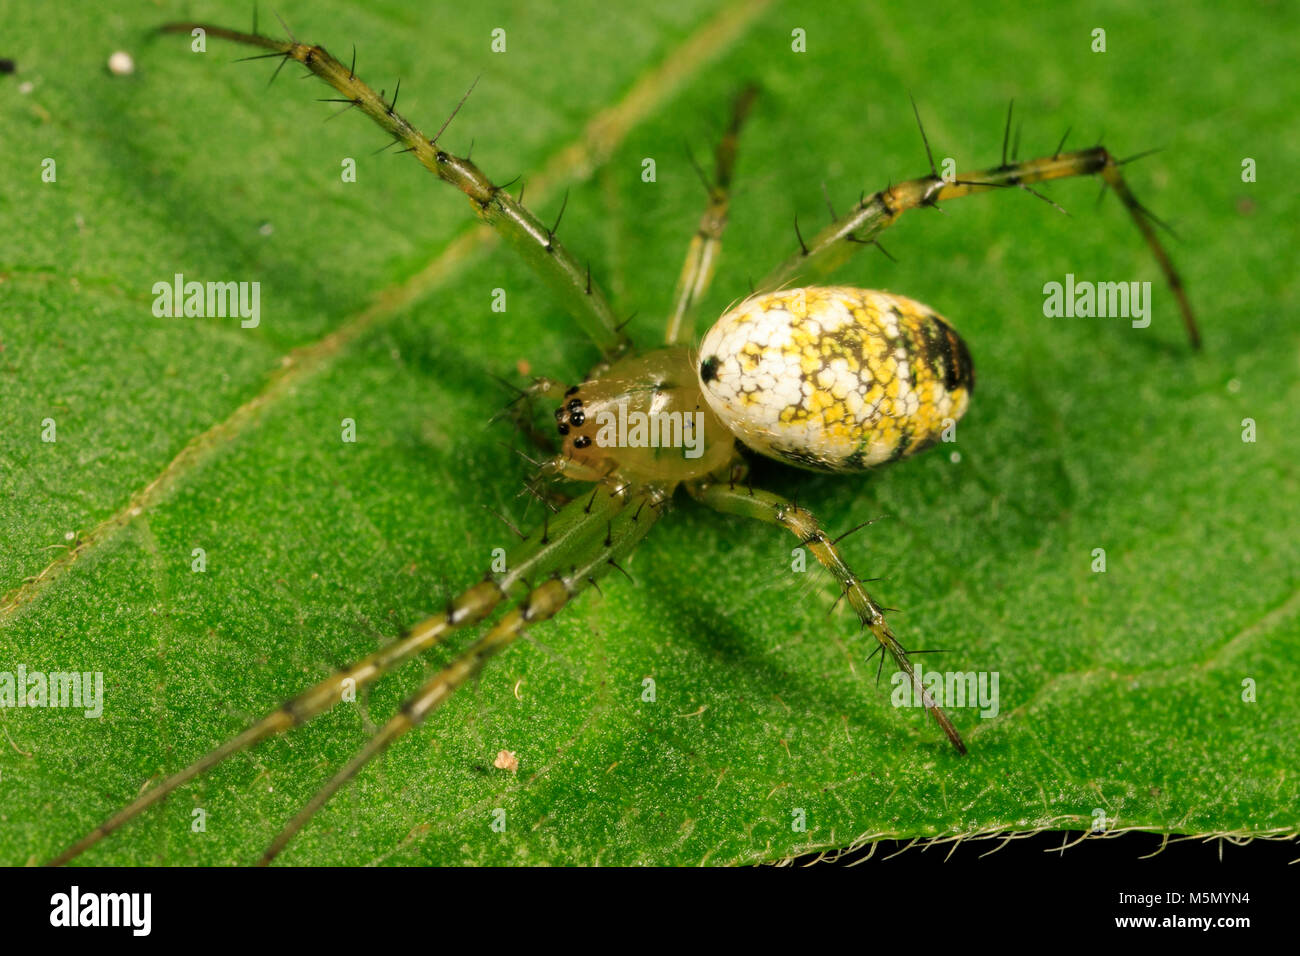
xmin=549 ymin=348 xmax=734 ymax=483
xmin=47 ymin=19 xmax=1198 ymax=866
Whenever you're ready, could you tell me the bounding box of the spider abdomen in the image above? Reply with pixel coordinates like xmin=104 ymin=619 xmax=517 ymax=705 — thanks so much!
xmin=697 ymin=286 xmax=973 ymax=473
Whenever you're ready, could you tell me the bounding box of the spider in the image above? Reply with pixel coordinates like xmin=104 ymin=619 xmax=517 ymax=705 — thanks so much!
xmin=48 ymin=17 xmax=1198 ymax=866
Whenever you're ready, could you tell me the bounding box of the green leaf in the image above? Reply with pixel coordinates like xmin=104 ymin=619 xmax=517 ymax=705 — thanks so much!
xmin=2 ymin=0 xmax=1296 ymax=866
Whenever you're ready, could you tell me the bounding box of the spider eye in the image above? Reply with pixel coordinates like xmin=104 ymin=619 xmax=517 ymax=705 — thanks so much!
xmin=699 ymin=356 xmax=720 ymax=384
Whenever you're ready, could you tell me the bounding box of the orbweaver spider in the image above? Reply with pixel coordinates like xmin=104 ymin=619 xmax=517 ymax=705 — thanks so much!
xmin=49 ymin=17 xmax=1198 ymax=866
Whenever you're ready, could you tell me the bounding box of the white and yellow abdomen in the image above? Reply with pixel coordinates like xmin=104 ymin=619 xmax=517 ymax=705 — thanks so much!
xmin=696 ymin=287 xmax=974 ymax=473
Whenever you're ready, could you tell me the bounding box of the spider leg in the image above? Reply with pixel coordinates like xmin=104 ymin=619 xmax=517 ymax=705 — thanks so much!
xmin=259 ymin=482 xmax=664 ymax=864
xmin=158 ymin=22 xmax=632 ymax=360
xmin=665 ymin=84 xmax=759 ymax=346
xmin=757 ymin=106 xmax=1199 ymax=349
xmin=686 ymin=479 xmax=967 ymax=755
xmin=47 ymin=481 xmax=639 ymax=865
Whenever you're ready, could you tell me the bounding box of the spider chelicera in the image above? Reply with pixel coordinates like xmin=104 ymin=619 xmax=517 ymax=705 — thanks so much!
xmin=50 ymin=17 xmax=1198 ymax=866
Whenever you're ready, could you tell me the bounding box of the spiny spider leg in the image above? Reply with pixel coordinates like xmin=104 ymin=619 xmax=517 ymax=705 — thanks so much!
xmin=665 ymin=83 xmax=759 ymax=346
xmin=259 ymin=482 xmax=664 ymax=864
xmin=48 ymin=482 xmax=637 ymax=865
xmin=157 ymin=22 xmax=632 ymax=360
xmin=757 ymin=106 xmax=1200 ymax=349
xmin=686 ymin=480 xmax=967 ymax=755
